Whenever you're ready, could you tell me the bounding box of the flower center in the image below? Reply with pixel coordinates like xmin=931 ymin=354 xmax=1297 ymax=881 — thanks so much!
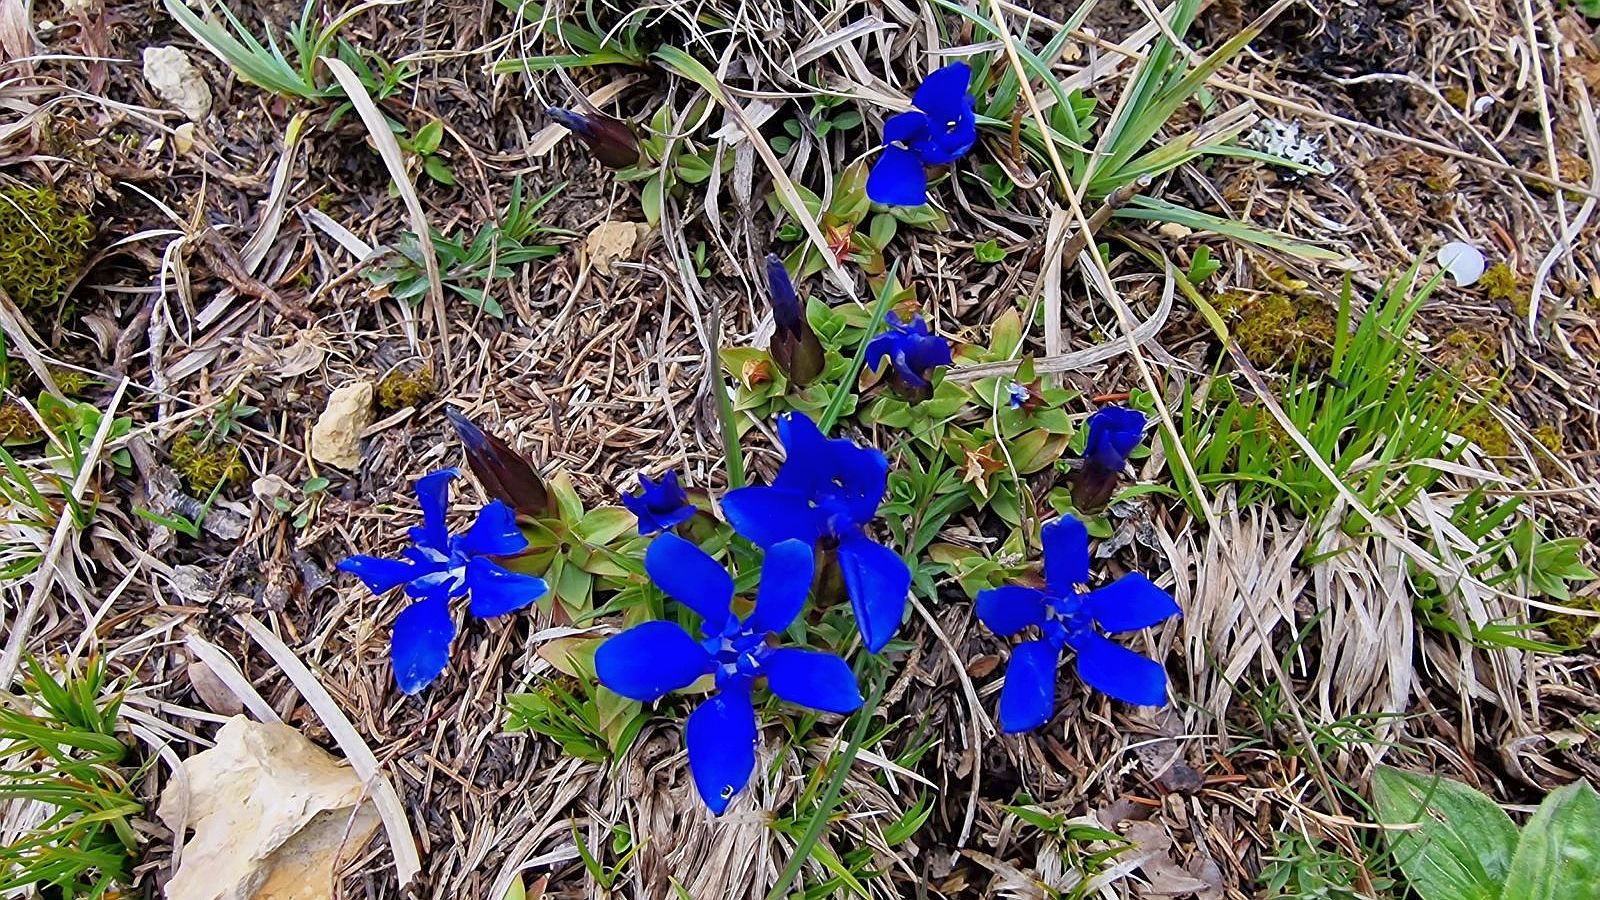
xmin=704 ymin=630 xmax=768 ymax=682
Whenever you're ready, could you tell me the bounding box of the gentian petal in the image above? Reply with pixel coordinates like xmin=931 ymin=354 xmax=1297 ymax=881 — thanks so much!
xmin=594 ymin=620 xmax=713 ymax=702
xmin=975 ymin=585 xmax=1049 ymax=637
xmin=1042 ymin=516 xmax=1091 ymax=594
xmin=837 ymin=532 xmax=910 ymax=653
xmin=686 ymin=683 xmax=757 ymax=815
xmin=721 ymin=485 xmax=823 ymax=547
xmin=391 ymin=593 xmax=456 ymax=695
xmin=411 ymin=468 xmax=458 ymax=552
xmin=463 ymin=556 xmax=548 ymax=618
xmin=455 ymin=500 xmax=530 ymax=558
xmin=915 ymin=98 xmax=977 ymax=165
xmin=338 ymin=555 xmax=416 ymax=595
xmin=1083 ymin=572 xmax=1181 ymax=634
xmin=623 ymin=472 xmax=695 ymax=534
xmin=911 ymin=62 xmax=973 ymax=119
xmin=1084 ymin=406 xmax=1147 ymax=472
xmin=998 ymin=638 xmax=1060 ymax=733
xmin=882 ymin=110 xmax=930 ymax=145
xmin=745 ymin=540 xmax=815 ymax=636
xmin=1070 ymin=630 xmax=1169 ymax=706
xmin=866 ymin=144 xmax=928 ymax=206
xmin=762 ymin=648 xmax=864 ymax=714
xmin=770 ymin=413 xmax=889 ymax=532
xmin=645 ymin=532 xmax=736 ymax=632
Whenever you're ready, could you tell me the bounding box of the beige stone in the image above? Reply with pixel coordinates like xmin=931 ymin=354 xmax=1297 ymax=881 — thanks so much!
xmin=309 ymin=382 xmax=373 ymax=470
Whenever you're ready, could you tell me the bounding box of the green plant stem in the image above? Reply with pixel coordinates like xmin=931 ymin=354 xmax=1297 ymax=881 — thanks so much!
xmin=819 ymin=261 xmax=900 ymax=434
xmin=765 ymin=664 xmax=887 ymax=900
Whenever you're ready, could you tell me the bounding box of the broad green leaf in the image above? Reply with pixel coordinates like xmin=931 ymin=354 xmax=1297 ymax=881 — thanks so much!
xmin=1500 ymin=780 xmax=1600 ymax=899
xmin=574 ymin=506 xmax=636 ymax=544
xmin=1371 ymin=765 xmax=1517 ymax=900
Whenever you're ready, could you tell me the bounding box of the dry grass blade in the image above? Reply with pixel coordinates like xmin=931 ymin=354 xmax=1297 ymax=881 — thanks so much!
xmin=237 ymin=614 xmax=423 ymax=887
xmin=320 ymin=55 xmax=449 ymax=366
xmin=0 ymin=377 xmax=127 ymax=690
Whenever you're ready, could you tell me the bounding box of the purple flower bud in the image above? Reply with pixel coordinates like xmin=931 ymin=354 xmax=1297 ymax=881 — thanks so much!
xmin=546 ymin=107 xmax=640 ymax=169
xmin=1069 ymin=406 xmax=1147 ymax=511
xmin=764 ymin=254 xmax=825 ymax=386
xmin=445 ymin=407 xmax=551 ymax=518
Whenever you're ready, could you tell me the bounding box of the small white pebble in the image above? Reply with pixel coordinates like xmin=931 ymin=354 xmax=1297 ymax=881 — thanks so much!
xmin=1437 ymin=241 xmax=1485 ymax=286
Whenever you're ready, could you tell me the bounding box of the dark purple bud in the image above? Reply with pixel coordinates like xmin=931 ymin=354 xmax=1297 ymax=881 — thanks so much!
xmin=445 ymin=407 xmax=551 ymax=518
xmin=546 ymin=107 xmax=640 ymax=169
xmin=1068 ymin=406 xmax=1147 ymax=511
xmin=764 ymin=254 xmax=825 ymax=386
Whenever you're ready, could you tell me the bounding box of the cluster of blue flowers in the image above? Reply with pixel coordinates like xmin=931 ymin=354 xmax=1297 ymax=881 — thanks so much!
xmin=338 ymin=61 xmax=1187 ymax=815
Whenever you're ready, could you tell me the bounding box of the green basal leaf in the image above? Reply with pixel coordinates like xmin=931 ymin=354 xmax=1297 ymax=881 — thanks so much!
xmin=989 ymin=309 xmax=1024 ymax=359
xmin=574 ymin=506 xmax=636 ymax=545
xmin=1500 ymin=780 xmax=1600 ymax=900
xmin=1371 ymin=765 xmax=1517 ymax=900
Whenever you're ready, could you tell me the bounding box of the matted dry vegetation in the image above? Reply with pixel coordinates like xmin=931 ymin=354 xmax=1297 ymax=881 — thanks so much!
xmin=1 ymin=0 xmax=1598 ymax=897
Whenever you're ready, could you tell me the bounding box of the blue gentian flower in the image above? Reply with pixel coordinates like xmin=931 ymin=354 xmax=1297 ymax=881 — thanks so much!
xmin=595 ymin=534 xmax=862 ymax=813
xmin=338 ymin=469 xmax=549 ymax=695
xmin=622 ymin=471 xmax=695 ymax=534
xmin=721 ymin=413 xmax=910 ymax=653
xmin=1006 ymin=381 xmax=1031 ymax=410
xmin=1071 ymin=405 xmax=1147 ymax=510
xmin=867 ymin=62 xmax=977 ymax=206
xmin=765 ymin=253 xmax=824 ymax=385
xmin=865 ymin=313 xmax=953 ymax=395
xmin=546 ymin=107 xmax=640 ymax=169
xmin=976 ymin=517 xmax=1180 ymax=732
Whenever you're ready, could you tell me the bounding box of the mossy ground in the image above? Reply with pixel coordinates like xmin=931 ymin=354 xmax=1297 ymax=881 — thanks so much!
xmin=1212 ymin=288 xmax=1335 ymax=372
xmin=0 ymin=185 xmax=94 ymax=324
xmin=168 ymin=432 xmax=248 ymax=493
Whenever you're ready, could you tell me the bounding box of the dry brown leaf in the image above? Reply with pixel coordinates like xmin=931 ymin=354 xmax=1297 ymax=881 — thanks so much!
xmin=157 ymin=717 xmax=380 ymax=900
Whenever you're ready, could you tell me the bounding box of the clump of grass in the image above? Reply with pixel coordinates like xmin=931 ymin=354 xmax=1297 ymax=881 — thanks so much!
xmin=0 ymin=656 xmax=142 ymax=898
xmin=169 ymin=431 xmax=248 ymax=492
xmin=1545 ymin=593 xmax=1600 ymax=646
xmin=0 ymin=186 xmax=94 ymax=324
xmin=1211 ymin=288 xmax=1335 ymax=372
xmin=1172 ymin=264 xmax=1465 ymax=521
xmin=1531 ymin=150 xmax=1592 ymax=200
xmin=377 ymin=366 xmax=435 ymax=412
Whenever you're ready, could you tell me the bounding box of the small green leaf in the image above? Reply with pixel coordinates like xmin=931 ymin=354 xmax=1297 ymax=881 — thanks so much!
xmin=1500 ymin=780 xmax=1600 ymax=899
xmin=423 ymin=156 xmax=457 ymax=185
xmin=974 ymin=239 xmax=1007 ymax=263
xmin=1371 ymin=765 xmax=1518 ymax=900
xmin=411 ymin=119 xmax=445 ymax=155
xmin=675 ymin=153 xmax=714 ymax=184
xmin=641 ymin=173 xmax=664 ymax=228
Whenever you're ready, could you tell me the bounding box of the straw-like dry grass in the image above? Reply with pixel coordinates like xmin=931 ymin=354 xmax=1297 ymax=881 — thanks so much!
xmin=0 ymin=0 xmax=1597 ymax=896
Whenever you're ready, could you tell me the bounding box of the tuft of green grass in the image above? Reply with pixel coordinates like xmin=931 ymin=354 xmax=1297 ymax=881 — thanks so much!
xmin=0 ymin=657 xmax=142 ymax=898
xmin=364 ymin=178 xmax=567 ymax=317
xmin=1168 ymin=264 xmax=1465 ymax=523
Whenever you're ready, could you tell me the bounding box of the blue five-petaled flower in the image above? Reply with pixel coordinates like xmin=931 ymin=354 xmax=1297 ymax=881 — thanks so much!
xmin=867 ymin=62 xmax=977 ymax=206
xmin=865 ymin=313 xmax=954 ymax=391
xmin=595 ymin=534 xmax=863 ymax=814
xmin=622 ymin=471 xmax=695 ymax=534
xmin=721 ymin=413 xmax=911 ymax=653
xmin=339 ymin=469 xmax=550 ymax=695
xmin=976 ymin=516 xmax=1180 ymax=732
